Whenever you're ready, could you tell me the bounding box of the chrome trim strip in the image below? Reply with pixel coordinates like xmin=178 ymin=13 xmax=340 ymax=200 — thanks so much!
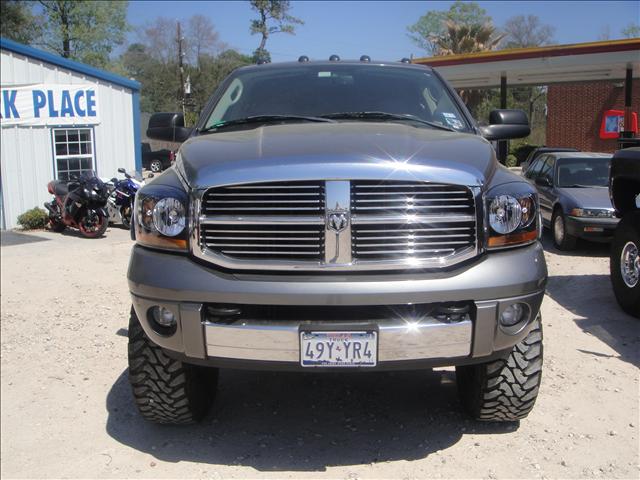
xmin=351 ymin=213 xmax=475 ymax=225
xmin=204 ymin=318 xmax=472 ymax=362
xmin=199 ymin=215 xmax=324 ymax=225
xmin=325 ymin=180 xmax=351 ymax=265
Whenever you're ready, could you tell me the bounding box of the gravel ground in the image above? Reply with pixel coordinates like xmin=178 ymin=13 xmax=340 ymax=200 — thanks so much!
xmin=1 ymin=226 xmax=638 ymax=479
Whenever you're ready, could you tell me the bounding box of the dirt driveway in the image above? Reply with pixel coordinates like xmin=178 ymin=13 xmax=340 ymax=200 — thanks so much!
xmin=1 ymin=227 xmax=638 ymax=479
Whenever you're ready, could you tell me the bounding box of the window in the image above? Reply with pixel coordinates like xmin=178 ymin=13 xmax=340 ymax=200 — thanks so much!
xmin=52 ymin=128 xmax=95 ymax=180
xmin=525 ymin=155 xmax=546 ymax=179
xmin=538 ymin=156 xmax=556 ymax=184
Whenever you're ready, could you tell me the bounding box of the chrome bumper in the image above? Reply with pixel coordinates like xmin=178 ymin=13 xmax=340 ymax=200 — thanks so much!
xmin=203 ymin=318 xmax=472 ymax=362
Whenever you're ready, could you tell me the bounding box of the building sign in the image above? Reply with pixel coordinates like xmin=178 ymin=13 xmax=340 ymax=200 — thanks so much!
xmin=0 ymin=84 xmax=99 ymax=126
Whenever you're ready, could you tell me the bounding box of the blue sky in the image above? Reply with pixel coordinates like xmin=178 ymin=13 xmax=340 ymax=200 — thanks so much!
xmin=126 ymin=1 xmax=640 ymax=62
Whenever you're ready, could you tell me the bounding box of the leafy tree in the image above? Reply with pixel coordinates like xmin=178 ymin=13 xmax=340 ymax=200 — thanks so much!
xmin=37 ymin=0 xmax=128 ymax=68
xmin=0 ymin=0 xmax=41 ymax=44
xmin=407 ymin=1 xmax=490 ymax=55
xmin=502 ymin=14 xmax=555 ymax=48
xmin=621 ymin=22 xmax=640 ymax=38
xmin=249 ymin=0 xmax=303 ymax=62
xmin=122 ymin=16 xmax=251 ymax=116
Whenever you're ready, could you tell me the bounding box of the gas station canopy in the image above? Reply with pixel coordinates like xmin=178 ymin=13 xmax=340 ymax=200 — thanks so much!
xmin=412 ymin=39 xmax=640 ymax=89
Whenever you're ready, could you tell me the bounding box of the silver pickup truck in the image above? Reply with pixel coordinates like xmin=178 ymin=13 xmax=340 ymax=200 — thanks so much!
xmin=128 ymin=59 xmax=547 ymax=424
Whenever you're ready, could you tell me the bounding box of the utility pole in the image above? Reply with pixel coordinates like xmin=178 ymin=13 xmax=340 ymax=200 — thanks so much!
xmin=177 ymin=21 xmax=186 ymax=119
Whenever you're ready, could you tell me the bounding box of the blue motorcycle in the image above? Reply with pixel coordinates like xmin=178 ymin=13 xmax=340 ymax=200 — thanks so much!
xmin=106 ymin=168 xmax=144 ymax=228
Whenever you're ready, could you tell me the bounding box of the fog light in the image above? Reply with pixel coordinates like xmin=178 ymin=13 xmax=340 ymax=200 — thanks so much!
xmin=500 ymin=303 xmax=528 ymax=327
xmin=148 ymin=306 xmax=177 ymax=335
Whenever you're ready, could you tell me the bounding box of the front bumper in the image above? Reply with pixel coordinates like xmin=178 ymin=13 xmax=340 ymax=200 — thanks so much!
xmin=566 ymin=216 xmax=619 ymax=241
xmin=128 ymin=242 xmax=547 ymax=370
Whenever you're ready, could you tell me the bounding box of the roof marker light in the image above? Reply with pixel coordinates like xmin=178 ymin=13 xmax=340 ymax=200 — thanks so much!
xmin=329 ymin=54 xmax=340 ymax=62
xmin=298 ymin=55 xmax=309 ymax=62
xmin=360 ymin=55 xmax=371 ymax=62
xmin=400 ymin=58 xmax=411 ymax=64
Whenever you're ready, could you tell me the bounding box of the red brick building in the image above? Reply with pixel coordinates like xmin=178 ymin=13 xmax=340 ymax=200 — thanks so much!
xmin=414 ymin=39 xmax=640 ymax=157
xmin=546 ymin=80 xmax=640 ymax=152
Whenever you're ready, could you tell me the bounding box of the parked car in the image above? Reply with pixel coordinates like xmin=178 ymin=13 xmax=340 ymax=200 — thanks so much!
xmin=524 ymin=151 xmax=618 ymax=250
xmin=141 ymin=142 xmax=174 ymax=173
xmin=129 ymin=59 xmax=546 ymax=424
xmin=521 ymin=146 xmax=578 ymax=173
xmin=609 ymin=146 xmax=640 ymax=318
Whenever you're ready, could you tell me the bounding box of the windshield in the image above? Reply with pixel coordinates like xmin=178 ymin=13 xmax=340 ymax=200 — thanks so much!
xmin=203 ymin=64 xmax=471 ymax=132
xmin=556 ymin=157 xmax=611 ymax=187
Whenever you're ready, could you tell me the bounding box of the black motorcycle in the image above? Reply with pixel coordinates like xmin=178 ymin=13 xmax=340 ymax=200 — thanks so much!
xmin=44 ymin=171 xmax=110 ymax=238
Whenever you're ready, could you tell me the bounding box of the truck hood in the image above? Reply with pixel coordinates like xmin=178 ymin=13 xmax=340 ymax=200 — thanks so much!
xmin=177 ymin=122 xmax=498 ymax=189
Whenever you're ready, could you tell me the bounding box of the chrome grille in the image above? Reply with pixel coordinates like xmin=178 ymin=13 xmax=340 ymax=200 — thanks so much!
xmin=202 ymin=181 xmax=324 ymax=216
xmin=200 ymin=181 xmax=324 ymax=262
xmin=351 ymin=180 xmax=474 ymax=215
xmin=200 ymin=224 xmax=324 ymax=260
xmin=196 ymin=179 xmax=478 ymax=271
xmin=350 ymin=180 xmax=476 ymax=262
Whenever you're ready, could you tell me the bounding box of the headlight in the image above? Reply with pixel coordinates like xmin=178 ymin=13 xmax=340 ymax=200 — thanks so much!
xmin=486 ymin=183 xmax=539 ymax=249
xmin=135 ymin=185 xmax=188 ymax=251
xmin=570 ymin=208 xmax=614 ymax=218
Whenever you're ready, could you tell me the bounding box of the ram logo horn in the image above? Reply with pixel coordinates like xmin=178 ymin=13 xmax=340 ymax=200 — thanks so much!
xmin=327 ymin=211 xmax=349 ymax=233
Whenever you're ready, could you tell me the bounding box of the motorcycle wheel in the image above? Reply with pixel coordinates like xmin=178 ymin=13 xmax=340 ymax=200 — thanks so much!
xmin=78 ymin=209 xmax=108 ymax=238
xmin=49 ymin=217 xmax=66 ymax=233
xmin=121 ymin=206 xmax=132 ymax=229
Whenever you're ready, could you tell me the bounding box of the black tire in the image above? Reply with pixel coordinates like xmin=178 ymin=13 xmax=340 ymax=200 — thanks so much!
xmin=127 ymin=308 xmax=218 ymax=424
xmin=552 ymin=208 xmax=577 ymax=250
xmin=456 ymin=316 xmax=543 ymax=422
xmin=149 ymin=159 xmax=163 ymax=173
xmin=78 ymin=209 xmax=108 ymax=238
xmin=49 ymin=217 xmax=66 ymax=232
xmin=610 ymin=212 xmax=640 ymax=318
xmin=120 ymin=205 xmax=132 ymax=229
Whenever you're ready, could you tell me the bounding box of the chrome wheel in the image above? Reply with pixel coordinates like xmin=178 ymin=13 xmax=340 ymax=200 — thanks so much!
xmin=620 ymin=241 xmax=639 ymax=288
xmin=150 ymin=160 xmax=162 ymax=173
xmin=553 ymin=214 xmax=564 ymax=245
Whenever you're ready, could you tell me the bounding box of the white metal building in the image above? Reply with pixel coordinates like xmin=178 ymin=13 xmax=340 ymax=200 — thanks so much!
xmin=0 ymin=37 xmax=141 ymax=229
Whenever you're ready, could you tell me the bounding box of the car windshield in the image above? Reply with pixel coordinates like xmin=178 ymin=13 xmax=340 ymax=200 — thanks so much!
xmin=202 ymin=64 xmax=471 ymax=132
xmin=556 ymin=157 xmax=611 ymax=187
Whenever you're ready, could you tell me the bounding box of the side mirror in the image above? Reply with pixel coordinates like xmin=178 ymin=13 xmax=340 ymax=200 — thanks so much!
xmin=535 ymin=176 xmax=552 ymax=187
xmin=481 ymin=109 xmax=530 ymax=141
xmin=117 ymin=167 xmax=126 ymax=174
xmin=146 ymin=112 xmax=193 ymax=143
xmin=110 ymin=177 xmax=118 ymax=184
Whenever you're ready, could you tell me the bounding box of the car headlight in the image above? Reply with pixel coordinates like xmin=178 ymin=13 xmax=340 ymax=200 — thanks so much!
xmin=135 ymin=185 xmax=188 ymax=251
xmin=570 ymin=208 xmax=614 ymax=218
xmin=486 ymin=183 xmax=539 ymax=249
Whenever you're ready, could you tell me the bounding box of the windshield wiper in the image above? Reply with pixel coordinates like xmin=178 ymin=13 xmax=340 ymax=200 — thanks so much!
xmin=321 ymin=111 xmax=456 ymax=132
xmin=199 ymin=115 xmax=336 ymax=134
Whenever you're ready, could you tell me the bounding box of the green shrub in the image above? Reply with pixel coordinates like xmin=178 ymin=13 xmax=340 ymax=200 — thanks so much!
xmin=506 ymin=155 xmax=518 ymax=168
xmin=17 ymin=207 xmax=49 ymax=230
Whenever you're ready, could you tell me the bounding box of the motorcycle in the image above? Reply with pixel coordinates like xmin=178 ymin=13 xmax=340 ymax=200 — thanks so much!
xmin=44 ymin=171 xmax=110 ymax=238
xmin=105 ymin=168 xmax=144 ymax=228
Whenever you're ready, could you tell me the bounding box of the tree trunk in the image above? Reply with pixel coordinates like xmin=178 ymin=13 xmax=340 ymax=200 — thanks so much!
xmin=61 ymin=3 xmax=71 ymax=58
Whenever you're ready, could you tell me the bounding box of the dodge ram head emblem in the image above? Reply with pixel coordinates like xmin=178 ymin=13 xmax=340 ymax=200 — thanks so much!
xmin=327 ymin=211 xmax=349 ymax=233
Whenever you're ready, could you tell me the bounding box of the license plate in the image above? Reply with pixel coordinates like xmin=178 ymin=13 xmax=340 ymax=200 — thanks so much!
xmin=300 ymin=331 xmax=377 ymax=367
